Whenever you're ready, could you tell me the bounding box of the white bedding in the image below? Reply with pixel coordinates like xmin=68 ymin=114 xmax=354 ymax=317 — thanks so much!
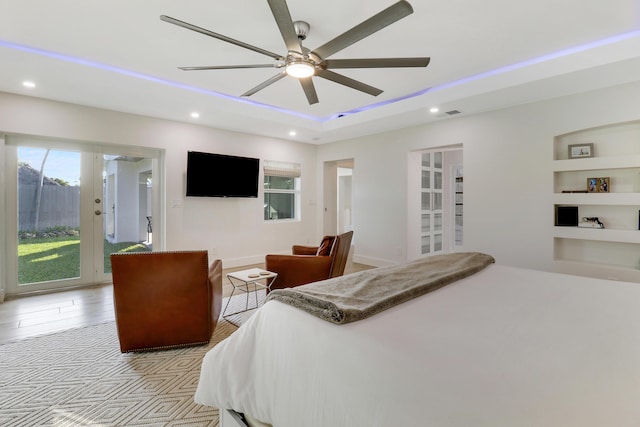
xmin=195 ymin=264 xmax=640 ymax=426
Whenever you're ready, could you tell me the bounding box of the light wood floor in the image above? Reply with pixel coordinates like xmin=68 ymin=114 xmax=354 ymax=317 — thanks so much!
xmin=0 ymin=262 xmax=374 ymax=344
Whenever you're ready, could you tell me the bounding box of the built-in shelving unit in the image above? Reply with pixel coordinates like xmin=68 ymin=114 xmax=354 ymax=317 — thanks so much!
xmin=552 ymin=120 xmax=640 ymax=282
xmin=454 ymin=172 xmax=463 ymax=247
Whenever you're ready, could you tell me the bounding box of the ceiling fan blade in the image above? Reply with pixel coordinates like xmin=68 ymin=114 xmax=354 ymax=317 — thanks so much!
xmin=160 ymin=15 xmax=284 ymax=60
xmin=267 ymin=0 xmax=303 ymax=54
xmin=241 ymin=72 xmax=287 ymax=97
xmin=312 ymin=0 xmax=413 ymax=59
xmin=179 ymin=64 xmax=278 ymax=71
xmin=299 ymin=78 xmax=319 ymax=105
xmin=317 ymin=70 xmax=383 ymax=96
xmin=325 ymin=57 xmax=430 ymax=69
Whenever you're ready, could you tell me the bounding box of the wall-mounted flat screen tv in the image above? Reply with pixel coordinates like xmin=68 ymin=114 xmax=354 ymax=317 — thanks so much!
xmin=186 ymin=151 xmax=259 ymax=198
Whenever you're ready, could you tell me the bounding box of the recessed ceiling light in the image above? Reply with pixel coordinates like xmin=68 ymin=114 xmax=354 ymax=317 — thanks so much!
xmin=22 ymin=81 xmax=36 ymax=88
xmin=289 ymin=131 xmax=297 ymax=136
xmin=429 ymin=107 xmax=439 ymax=113
xmin=190 ymin=112 xmax=200 ymax=118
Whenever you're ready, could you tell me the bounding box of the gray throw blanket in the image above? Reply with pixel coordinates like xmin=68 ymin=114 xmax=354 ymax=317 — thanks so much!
xmin=266 ymin=252 xmax=495 ymax=324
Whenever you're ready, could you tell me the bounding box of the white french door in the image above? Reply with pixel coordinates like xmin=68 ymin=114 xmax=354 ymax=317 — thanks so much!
xmin=420 ymin=151 xmax=444 ymax=255
xmin=4 ymin=137 xmax=162 ymax=296
xmin=407 ymin=146 xmax=463 ymax=260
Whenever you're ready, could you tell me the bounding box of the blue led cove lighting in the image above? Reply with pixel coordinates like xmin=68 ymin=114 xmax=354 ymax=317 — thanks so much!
xmin=0 ymin=40 xmax=319 ymax=122
xmin=3 ymin=27 xmax=640 ymax=123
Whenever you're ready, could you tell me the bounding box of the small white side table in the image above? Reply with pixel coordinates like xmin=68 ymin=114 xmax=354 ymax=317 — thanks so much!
xmin=222 ymin=268 xmax=278 ymax=318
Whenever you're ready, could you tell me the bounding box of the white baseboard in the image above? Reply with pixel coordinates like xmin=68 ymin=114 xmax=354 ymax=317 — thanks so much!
xmin=218 ymin=256 xmax=265 ymax=269
xmin=218 ymin=252 xmax=396 ymax=271
xmin=352 ymin=254 xmax=396 ymax=268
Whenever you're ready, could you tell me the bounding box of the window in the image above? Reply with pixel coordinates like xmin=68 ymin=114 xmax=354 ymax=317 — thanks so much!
xmin=263 ymin=161 xmax=301 ymax=221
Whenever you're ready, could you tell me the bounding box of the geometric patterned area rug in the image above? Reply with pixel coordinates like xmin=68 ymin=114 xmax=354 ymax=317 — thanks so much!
xmin=221 ymin=289 xmax=267 ymax=327
xmin=0 ymin=318 xmax=238 ymax=427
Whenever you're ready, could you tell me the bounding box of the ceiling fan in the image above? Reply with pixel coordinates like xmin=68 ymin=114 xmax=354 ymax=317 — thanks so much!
xmin=160 ymin=0 xmax=430 ymax=105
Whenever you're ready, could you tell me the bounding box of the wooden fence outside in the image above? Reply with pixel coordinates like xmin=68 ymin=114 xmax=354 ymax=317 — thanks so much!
xmin=18 ymin=185 xmax=80 ymax=231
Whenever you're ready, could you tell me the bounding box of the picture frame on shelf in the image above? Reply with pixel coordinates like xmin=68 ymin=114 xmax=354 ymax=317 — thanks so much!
xmin=587 ymin=177 xmax=610 ymax=193
xmin=568 ymin=143 xmax=594 ymax=159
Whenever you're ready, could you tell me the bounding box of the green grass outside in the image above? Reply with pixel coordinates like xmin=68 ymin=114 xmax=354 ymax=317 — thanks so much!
xmin=18 ymin=235 xmax=150 ymax=285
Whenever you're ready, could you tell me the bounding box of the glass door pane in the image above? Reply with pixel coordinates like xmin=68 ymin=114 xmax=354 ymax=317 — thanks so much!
xmin=421 ymin=169 xmax=430 ymax=188
xmin=434 ymin=213 xmax=443 ymax=231
xmin=434 ymin=233 xmax=443 ymax=252
xmin=421 ymin=191 xmax=431 ymax=210
xmin=433 ymin=193 xmax=443 ymax=210
xmin=434 ymin=152 xmax=443 ymax=168
xmin=421 ymin=152 xmax=430 ymax=167
xmin=434 ymin=171 xmax=443 ymax=190
xmin=421 ymin=214 xmax=431 ymax=232
xmin=421 ymin=235 xmax=430 ymax=254
xmin=101 ymin=154 xmax=153 ymax=277
xmin=17 ymin=148 xmax=81 ymax=286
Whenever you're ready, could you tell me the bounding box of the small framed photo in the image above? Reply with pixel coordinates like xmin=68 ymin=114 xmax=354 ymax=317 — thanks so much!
xmin=587 ymin=177 xmax=610 ymax=193
xmin=568 ymin=143 xmax=594 ymax=159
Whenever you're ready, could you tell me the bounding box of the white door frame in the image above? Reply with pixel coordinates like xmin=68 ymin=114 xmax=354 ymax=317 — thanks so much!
xmin=2 ymin=136 xmax=164 ymax=296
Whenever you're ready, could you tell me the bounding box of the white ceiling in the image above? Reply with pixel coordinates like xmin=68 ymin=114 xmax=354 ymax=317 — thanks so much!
xmin=1 ymin=0 xmax=639 ymax=144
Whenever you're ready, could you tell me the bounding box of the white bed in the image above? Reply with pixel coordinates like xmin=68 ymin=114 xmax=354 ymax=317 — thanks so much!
xmin=195 ymin=261 xmax=640 ymax=427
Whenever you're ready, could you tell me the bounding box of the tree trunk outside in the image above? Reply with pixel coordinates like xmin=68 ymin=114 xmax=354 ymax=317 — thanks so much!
xmin=34 ymin=149 xmax=50 ymax=231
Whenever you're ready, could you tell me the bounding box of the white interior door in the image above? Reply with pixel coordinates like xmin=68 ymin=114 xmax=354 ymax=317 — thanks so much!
xmin=408 ymin=146 xmax=463 ymax=260
xmin=420 ymin=151 xmax=444 ymax=255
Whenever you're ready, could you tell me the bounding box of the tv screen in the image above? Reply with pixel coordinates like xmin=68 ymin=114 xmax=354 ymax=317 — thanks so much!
xmin=186 ymin=151 xmax=259 ymax=198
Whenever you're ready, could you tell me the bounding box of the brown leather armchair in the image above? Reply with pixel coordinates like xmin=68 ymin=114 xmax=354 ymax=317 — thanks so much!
xmin=265 ymin=231 xmax=353 ymax=292
xmin=110 ymin=250 xmax=222 ymax=352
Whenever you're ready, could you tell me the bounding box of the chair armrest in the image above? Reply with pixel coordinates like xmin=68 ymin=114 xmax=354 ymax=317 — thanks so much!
xmin=265 ymin=254 xmax=332 ymax=291
xmin=208 ymin=259 xmax=223 ymax=330
xmin=292 ymin=245 xmax=319 ymax=255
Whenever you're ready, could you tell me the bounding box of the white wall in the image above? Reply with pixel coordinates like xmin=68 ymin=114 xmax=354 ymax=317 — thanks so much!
xmin=2 ymin=79 xmax=640 ymax=284
xmin=317 ymin=80 xmax=640 ymax=270
xmin=0 ymin=92 xmax=319 ymax=272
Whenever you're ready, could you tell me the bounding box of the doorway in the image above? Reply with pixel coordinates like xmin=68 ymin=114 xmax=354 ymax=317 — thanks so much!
xmin=4 ymin=138 xmax=162 ymax=296
xmin=407 ymin=146 xmax=463 ymax=260
xmin=323 ymin=159 xmax=354 ymax=236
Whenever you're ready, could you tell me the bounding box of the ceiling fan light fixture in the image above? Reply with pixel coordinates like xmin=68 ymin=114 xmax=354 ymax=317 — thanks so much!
xmin=161 ymin=0 xmax=430 ymax=105
xmin=286 ymin=61 xmax=315 ymax=78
